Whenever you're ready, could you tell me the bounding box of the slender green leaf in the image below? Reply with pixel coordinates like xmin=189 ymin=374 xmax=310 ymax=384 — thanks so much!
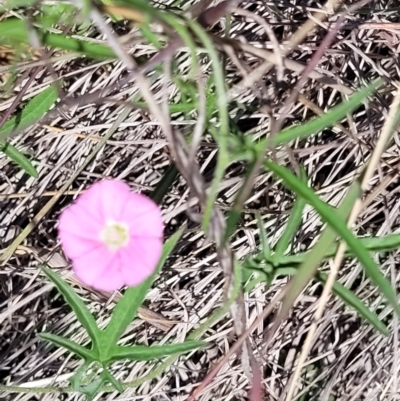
xmin=357 ymin=233 xmax=400 ymax=252
xmin=41 ymin=266 xmax=101 ymax=349
xmin=256 ymin=213 xmax=271 ymax=260
xmin=101 ymin=227 xmax=185 ymax=359
xmin=224 ymin=159 xmax=263 ymax=241
xmin=264 ymin=80 xmax=383 ymax=148
xmin=245 ymin=262 xmax=387 ymax=334
xmin=0 ymin=143 xmax=38 ymax=177
xmin=0 ymin=85 xmax=58 ymax=140
xmin=316 ymin=273 xmax=389 ymax=335
xmin=275 ymin=233 xmax=400 ymax=266
xmin=102 ymin=369 xmax=124 ymax=393
xmin=39 ymin=332 xmax=96 ymax=361
xmin=225 ymin=209 xmax=242 ymax=241
xmin=244 ymin=274 xmax=268 ymax=293
xmin=274 ymin=168 xmax=307 ymax=257
xmin=268 ymin=178 xmax=360 ymax=335
xmin=106 ymin=341 xmax=204 ymax=363
xmin=275 ymin=265 xmax=388 ymax=335
xmin=0 ymin=18 xmax=116 ymax=59
xmin=151 ymin=164 xmax=179 ymax=204
xmin=233 ymin=81 xmax=381 ymax=162
xmin=264 ymin=160 xmax=400 ymax=316
xmin=139 ymin=19 xmax=163 ymax=49
xmin=243 ymin=261 xmax=388 ymax=334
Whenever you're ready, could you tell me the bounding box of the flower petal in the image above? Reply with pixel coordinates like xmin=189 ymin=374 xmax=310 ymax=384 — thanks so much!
xmin=122 ymin=193 xmax=163 ymax=238
xmin=119 ymin=237 xmax=163 ymax=287
xmin=72 ymin=246 xmax=116 ymax=288
xmin=59 ymin=201 xmax=104 ymax=234
xmin=94 ymin=180 xmax=132 ymax=221
xmin=60 ymin=232 xmax=102 ymax=259
xmin=90 ymin=255 xmax=125 ymax=292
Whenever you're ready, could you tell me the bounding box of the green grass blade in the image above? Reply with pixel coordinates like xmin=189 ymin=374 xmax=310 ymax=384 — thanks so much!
xmin=224 ymin=159 xmax=266 ymax=241
xmin=0 ymin=143 xmax=38 ymax=177
xmin=39 ymin=332 xmax=96 ymax=361
xmin=101 ymin=227 xmax=184 ymax=359
xmin=0 ymin=18 xmax=115 ymax=59
xmin=274 ymin=167 xmax=307 ymax=257
xmin=224 ymin=209 xmax=242 ymax=241
xmin=151 ymin=164 xmax=179 ymax=204
xmin=264 ymin=160 xmax=400 ymax=316
xmin=317 ymin=272 xmax=389 ymax=335
xmin=0 ymin=85 xmax=58 ymax=140
xmin=256 ymin=213 xmax=271 ymax=260
xmin=39 ymin=30 xmax=115 ymax=59
xmin=268 ymin=79 xmax=382 ymax=148
xmin=277 ymin=233 xmax=400 ymax=266
xmin=241 ymin=80 xmax=382 ymax=158
xmin=358 ymin=233 xmax=400 ymax=252
xmin=106 ymin=341 xmax=204 ymax=363
xmin=41 ymin=266 xmax=101 ymax=349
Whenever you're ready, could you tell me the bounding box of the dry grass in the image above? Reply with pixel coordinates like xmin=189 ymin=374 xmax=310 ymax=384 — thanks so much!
xmin=1 ymin=0 xmax=400 ymax=400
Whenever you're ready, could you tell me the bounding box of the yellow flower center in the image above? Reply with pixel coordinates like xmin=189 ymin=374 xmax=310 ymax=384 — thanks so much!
xmin=100 ymin=220 xmax=130 ymax=251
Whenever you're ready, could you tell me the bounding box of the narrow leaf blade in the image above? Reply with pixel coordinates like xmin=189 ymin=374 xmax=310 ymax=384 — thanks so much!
xmin=41 ymin=266 xmax=101 ymax=348
xmin=272 ymin=79 xmax=382 ymax=147
xmin=0 ymin=143 xmax=38 ymax=177
xmin=256 ymin=213 xmax=271 ymax=260
xmin=107 ymin=341 xmax=205 ymax=362
xmin=0 ymin=18 xmax=115 ymax=59
xmin=275 ymin=233 xmax=400 ymax=266
xmin=102 ymin=369 xmax=124 ymax=393
xmin=40 ymin=332 xmax=95 ymax=361
xmin=274 ymin=167 xmax=307 ymax=257
xmin=316 ymin=273 xmax=389 ymax=335
xmin=0 ymin=85 xmax=58 ymax=140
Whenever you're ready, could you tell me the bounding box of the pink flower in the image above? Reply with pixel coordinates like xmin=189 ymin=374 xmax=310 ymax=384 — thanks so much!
xmin=58 ymin=180 xmax=164 ymax=292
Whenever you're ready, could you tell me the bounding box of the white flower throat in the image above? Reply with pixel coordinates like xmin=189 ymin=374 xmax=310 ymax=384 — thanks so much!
xmin=100 ymin=220 xmax=130 ymax=251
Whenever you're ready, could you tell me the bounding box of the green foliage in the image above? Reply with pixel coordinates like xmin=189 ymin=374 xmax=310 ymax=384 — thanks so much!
xmin=230 ymin=80 xmax=383 ymax=162
xmin=0 ymin=85 xmax=58 ymax=140
xmin=241 ymin=165 xmax=400 ymax=335
xmin=40 ymin=229 xmax=204 ymax=399
xmin=0 ymin=85 xmax=58 ymax=176
xmin=0 ymin=143 xmax=37 ymax=177
xmin=0 ymin=18 xmax=115 ymax=59
xmin=264 ymin=160 xmax=400 ymax=317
